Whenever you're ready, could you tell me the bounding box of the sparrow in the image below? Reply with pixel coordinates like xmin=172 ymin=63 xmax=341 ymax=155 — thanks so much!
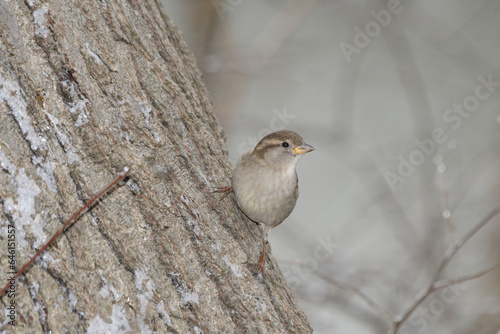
xmin=216 ymin=130 xmax=314 ymax=274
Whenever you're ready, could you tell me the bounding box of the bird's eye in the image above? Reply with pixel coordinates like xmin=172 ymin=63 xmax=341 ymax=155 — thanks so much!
xmin=282 ymin=142 xmax=289 ymax=148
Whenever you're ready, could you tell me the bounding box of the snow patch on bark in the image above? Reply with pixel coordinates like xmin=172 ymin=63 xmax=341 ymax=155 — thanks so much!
xmin=222 ymin=254 xmax=244 ymax=277
xmin=33 ymin=5 xmax=50 ymax=38
xmin=134 ymin=267 xmax=154 ymax=334
xmin=155 ymin=300 xmax=173 ymax=327
xmin=0 ymin=71 xmax=46 ymax=151
xmin=86 ymin=304 xmax=132 ymax=334
xmin=43 ymin=109 xmax=81 ymax=163
xmin=98 ymin=269 xmax=122 ymax=301
xmin=3 ymin=168 xmax=45 ymax=252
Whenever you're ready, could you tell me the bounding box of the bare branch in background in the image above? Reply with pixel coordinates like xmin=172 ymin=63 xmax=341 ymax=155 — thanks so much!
xmin=389 ymin=208 xmax=499 ymax=334
xmin=312 ymin=269 xmax=395 ymax=322
xmin=433 ymin=264 xmax=500 ymax=290
xmin=304 ymin=208 xmax=499 ymax=334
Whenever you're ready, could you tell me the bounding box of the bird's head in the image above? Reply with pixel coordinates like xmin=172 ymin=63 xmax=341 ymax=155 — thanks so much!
xmin=252 ymin=130 xmax=314 ymax=170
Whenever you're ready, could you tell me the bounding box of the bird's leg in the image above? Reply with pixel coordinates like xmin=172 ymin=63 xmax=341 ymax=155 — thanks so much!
xmin=257 ymin=225 xmax=271 ymax=275
xmin=212 ymin=185 xmax=233 ymax=200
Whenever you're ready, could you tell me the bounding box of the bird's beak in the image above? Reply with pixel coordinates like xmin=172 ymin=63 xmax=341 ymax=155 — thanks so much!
xmin=292 ymin=142 xmax=315 ymax=155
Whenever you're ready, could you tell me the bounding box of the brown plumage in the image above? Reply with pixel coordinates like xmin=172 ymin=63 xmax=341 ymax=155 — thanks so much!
xmin=220 ymin=130 xmax=314 ymax=275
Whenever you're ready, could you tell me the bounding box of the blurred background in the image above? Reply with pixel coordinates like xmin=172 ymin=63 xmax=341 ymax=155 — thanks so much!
xmin=160 ymin=1 xmax=500 ymax=333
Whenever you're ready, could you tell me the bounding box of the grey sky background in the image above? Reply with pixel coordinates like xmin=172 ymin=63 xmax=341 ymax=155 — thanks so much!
xmin=161 ymin=1 xmax=500 ymax=333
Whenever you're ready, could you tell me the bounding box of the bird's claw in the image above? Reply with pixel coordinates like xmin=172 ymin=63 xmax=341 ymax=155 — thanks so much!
xmin=213 ymin=186 xmax=233 ymax=193
xmin=255 ymin=250 xmax=266 ymax=277
xmin=213 ymin=186 xmax=233 ymax=200
xmin=256 ymin=262 xmax=265 ymax=277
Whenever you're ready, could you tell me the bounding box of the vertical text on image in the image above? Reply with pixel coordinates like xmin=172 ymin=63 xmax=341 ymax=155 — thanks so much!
xmin=6 ymin=221 xmax=17 ymax=326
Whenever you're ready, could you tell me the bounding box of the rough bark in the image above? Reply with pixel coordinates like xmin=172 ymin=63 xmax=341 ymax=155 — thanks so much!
xmin=0 ymin=0 xmax=312 ymax=333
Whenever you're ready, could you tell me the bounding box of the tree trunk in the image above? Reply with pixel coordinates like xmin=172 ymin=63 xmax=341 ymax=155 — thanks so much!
xmin=0 ymin=0 xmax=312 ymax=333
